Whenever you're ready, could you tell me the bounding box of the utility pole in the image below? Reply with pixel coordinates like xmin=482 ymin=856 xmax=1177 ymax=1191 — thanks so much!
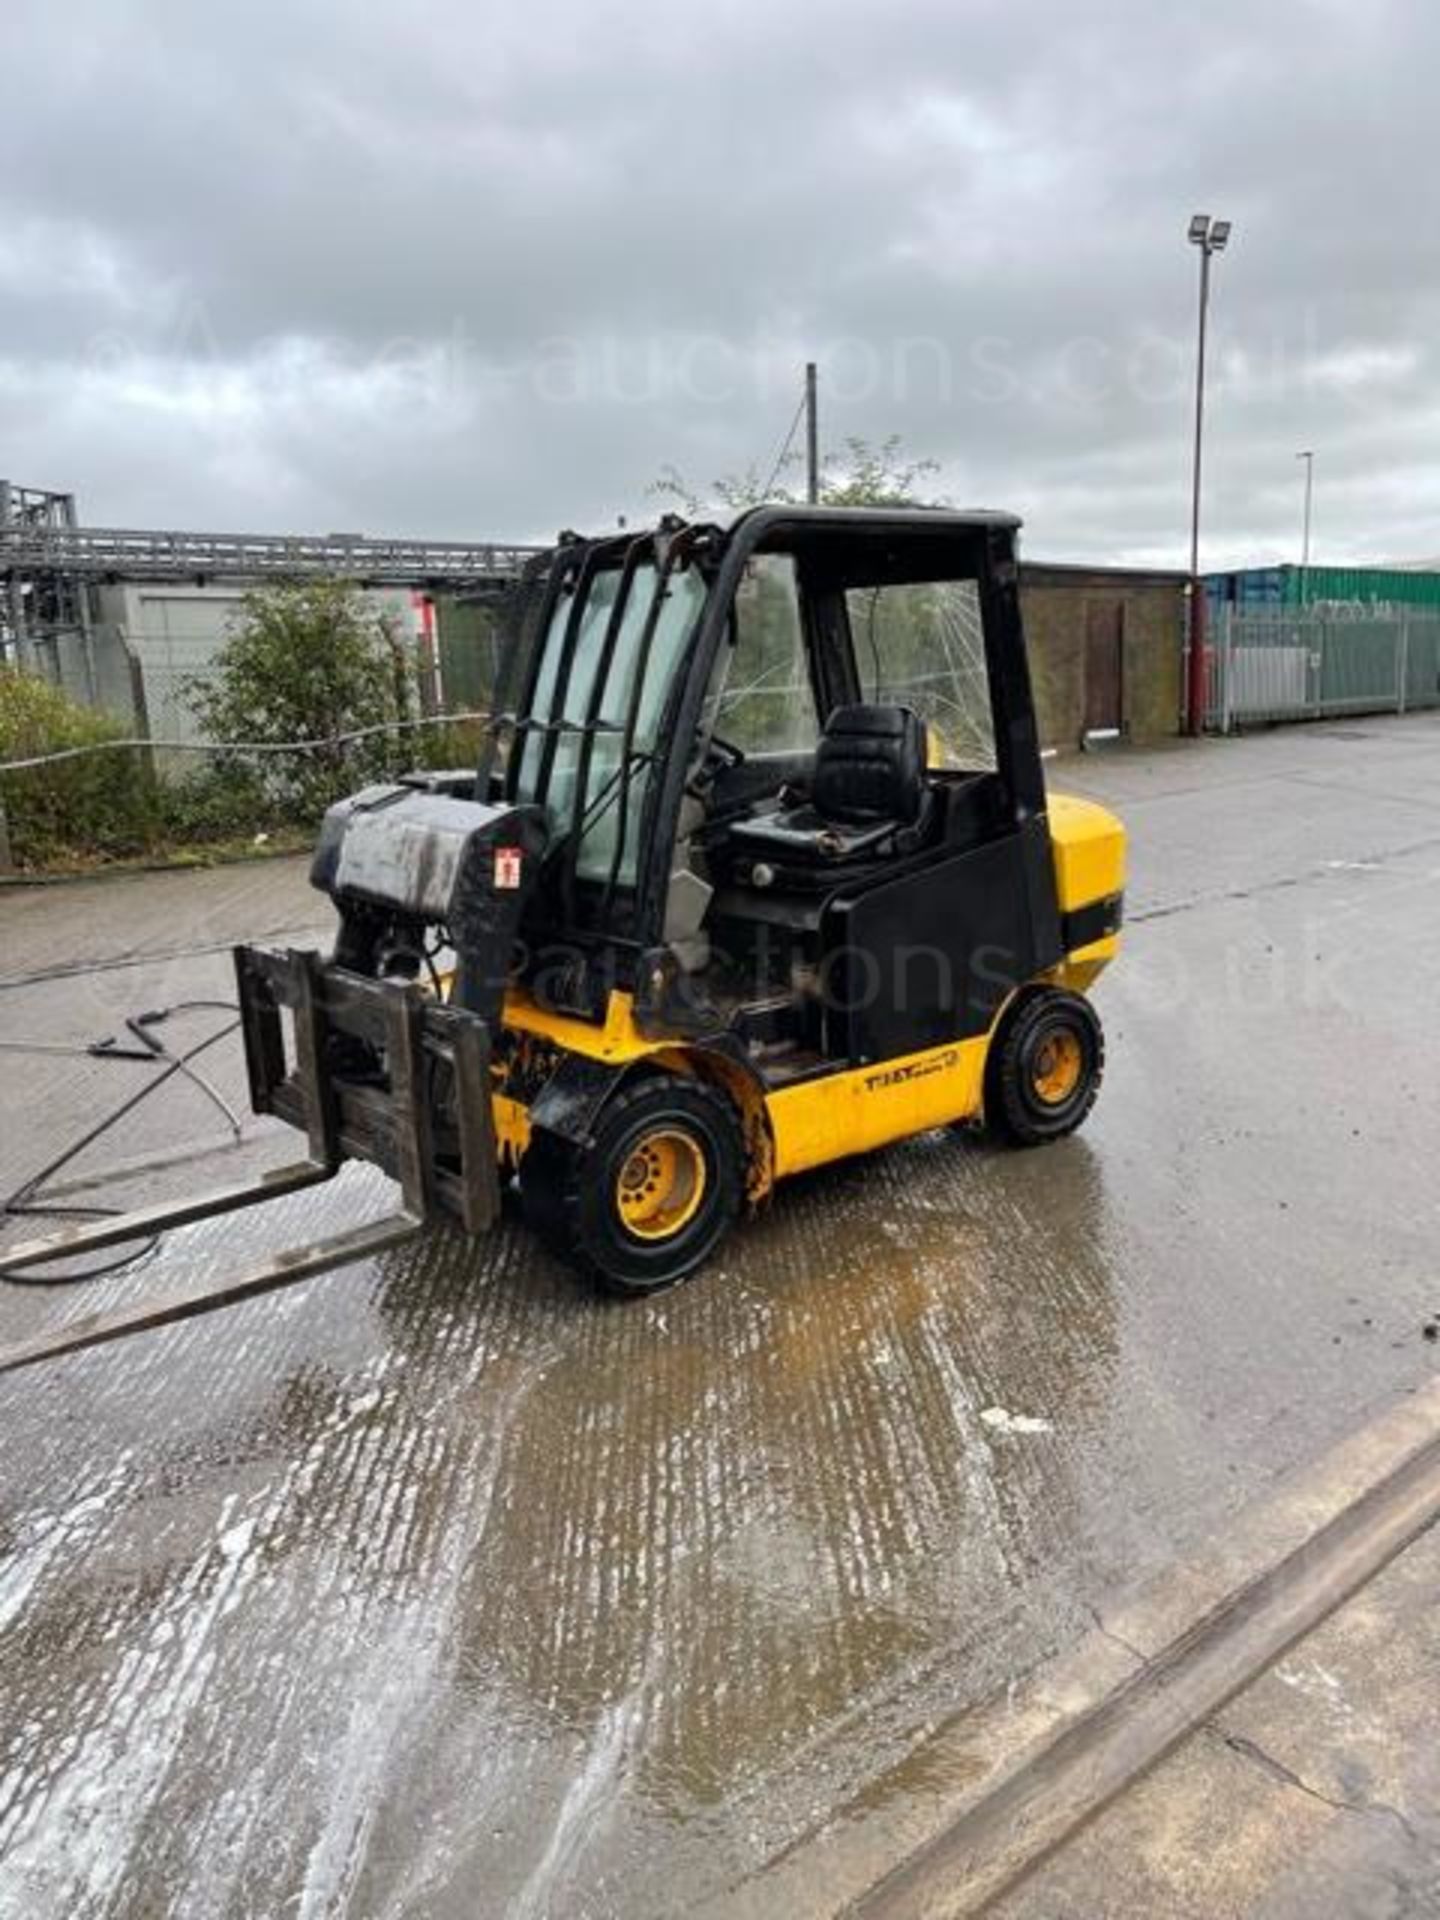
xmin=1297 ymin=450 xmax=1314 ymax=605
xmin=804 ymin=361 xmax=819 ymax=505
xmin=1185 ymin=213 xmax=1232 ymax=736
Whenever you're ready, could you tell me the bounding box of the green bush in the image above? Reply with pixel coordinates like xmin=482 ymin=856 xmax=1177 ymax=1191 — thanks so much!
xmin=0 ymin=670 xmax=158 ymax=867
xmin=1 ymin=582 xmax=479 ymax=870
xmin=405 ymin=715 xmax=485 ymax=774
xmin=155 ymin=761 xmax=278 ymax=844
xmin=187 ymin=581 xmax=424 ymax=823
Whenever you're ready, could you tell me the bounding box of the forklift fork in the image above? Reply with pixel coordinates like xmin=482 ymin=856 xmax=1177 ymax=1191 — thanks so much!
xmin=0 ymin=948 xmax=500 ymax=1377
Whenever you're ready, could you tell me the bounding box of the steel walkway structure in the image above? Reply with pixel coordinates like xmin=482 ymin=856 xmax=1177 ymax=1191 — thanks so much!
xmin=0 ymin=517 xmax=542 ymax=588
xmin=1 ymin=480 xmax=546 ymax=672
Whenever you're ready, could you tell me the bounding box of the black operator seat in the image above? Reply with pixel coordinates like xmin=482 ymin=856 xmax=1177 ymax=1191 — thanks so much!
xmin=724 ymin=704 xmax=936 ymax=881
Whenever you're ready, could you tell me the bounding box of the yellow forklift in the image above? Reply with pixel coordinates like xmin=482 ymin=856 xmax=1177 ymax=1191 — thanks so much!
xmin=1 ymin=506 xmax=1124 ymax=1354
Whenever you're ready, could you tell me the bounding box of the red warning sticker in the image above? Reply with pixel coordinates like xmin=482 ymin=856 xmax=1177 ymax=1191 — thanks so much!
xmin=494 ymin=845 xmax=523 ymax=890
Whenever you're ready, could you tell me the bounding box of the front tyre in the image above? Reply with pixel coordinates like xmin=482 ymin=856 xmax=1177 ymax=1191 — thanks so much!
xmin=522 ymin=1075 xmax=744 ymax=1294
xmin=987 ymin=989 xmax=1105 ymax=1147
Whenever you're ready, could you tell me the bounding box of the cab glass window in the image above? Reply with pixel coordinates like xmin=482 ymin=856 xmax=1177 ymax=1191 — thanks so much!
xmin=706 ymin=553 xmax=818 ymax=754
xmin=845 ymin=579 xmax=996 ymax=770
xmin=572 ymin=561 xmax=706 ymax=885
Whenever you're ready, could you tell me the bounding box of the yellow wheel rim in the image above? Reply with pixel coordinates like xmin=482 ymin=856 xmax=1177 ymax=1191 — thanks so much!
xmin=615 ymin=1128 xmax=708 ymax=1242
xmin=1032 ymin=1030 xmax=1084 ymax=1105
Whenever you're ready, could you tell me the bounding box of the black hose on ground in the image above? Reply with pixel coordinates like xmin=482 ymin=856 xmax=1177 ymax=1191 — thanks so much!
xmin=1 ymin=1004 xmax=241 ymax=1286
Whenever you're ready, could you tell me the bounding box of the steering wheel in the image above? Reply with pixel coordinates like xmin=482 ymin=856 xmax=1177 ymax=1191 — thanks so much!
xmin=705 ymin=732 xmax=745 ymax=769
xmin=685 ymin=730 xmax=745 ymax=805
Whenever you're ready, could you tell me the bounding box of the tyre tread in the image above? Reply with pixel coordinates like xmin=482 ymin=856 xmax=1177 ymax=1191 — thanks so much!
xmin=522 ymin=1072 xmax=744 ymax=1294
xmin=987 ymin=989 xmax=1105 ymax=1147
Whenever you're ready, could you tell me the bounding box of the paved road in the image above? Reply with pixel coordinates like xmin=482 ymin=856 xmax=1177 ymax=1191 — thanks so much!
xmin=0 ymin=716 xmax=1437 ymax=1917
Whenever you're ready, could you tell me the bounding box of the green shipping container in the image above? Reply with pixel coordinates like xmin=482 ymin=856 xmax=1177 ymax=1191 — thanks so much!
xmin=1282 ymin=565 xmax=1440 ymax=610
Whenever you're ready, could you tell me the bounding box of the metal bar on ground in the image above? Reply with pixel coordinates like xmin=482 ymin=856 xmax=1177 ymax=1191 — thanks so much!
xmin=0 ymin=1210 xmax=422 ymax=1377
xmin=0 ymin=1159 xmax=334 ymax=1276
xmin=848 ymin=1414 xmax=1440 ymax=1920
xmin=731 ymin=1379 xmax=1440 ymax=1920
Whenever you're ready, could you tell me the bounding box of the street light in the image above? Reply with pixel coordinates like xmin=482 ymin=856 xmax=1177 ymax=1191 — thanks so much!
xmin=1296 ymin=450 xmax=1314 ymax=604
xmin=1185 ymin=211 xmax=1233 ymax=735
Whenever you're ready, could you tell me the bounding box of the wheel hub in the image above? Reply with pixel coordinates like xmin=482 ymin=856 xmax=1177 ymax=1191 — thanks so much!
xmin=615 ymin=1128 xmax=707 ymax=1242
xmin=1032 ymin=1030 xmax=1083 ymax=1105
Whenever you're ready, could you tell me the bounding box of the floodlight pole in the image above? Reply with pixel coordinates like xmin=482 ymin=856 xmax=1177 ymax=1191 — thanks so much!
xmin=1186 ymin=214 xmax=1230 ymax=736
xmin=1297 ymin=449 xmax=1314 ymax=604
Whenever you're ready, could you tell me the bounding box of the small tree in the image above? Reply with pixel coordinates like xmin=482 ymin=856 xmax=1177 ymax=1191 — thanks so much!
xmin=188 ymin=581 xmax=417 ymax=821
xmin=651 ymin=433 xmax=942 ymax=516
xmin=815 ymin=435 xmax=943 ymax=508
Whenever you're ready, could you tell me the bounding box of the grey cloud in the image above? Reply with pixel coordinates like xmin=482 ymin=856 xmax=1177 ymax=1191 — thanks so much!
xmin=3 ymin=0 xmax=1437 ymax=566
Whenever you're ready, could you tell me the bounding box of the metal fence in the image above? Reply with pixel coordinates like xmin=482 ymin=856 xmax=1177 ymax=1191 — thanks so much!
xmin=1204 ymin=605 xmax=1440 ymax=733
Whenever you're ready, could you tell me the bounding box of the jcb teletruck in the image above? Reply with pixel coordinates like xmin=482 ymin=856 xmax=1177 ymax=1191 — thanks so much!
xmin=1 ymin=506 xmax=1124 ymax=1351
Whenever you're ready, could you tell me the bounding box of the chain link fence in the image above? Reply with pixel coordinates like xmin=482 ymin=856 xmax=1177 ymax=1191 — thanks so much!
xmin=1204 ymin=605 xmax=1440 ymax=733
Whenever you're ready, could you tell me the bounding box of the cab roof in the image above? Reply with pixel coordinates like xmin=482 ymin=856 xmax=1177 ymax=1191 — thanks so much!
xmin=724 ymin=502 xmax=1023 ymax=538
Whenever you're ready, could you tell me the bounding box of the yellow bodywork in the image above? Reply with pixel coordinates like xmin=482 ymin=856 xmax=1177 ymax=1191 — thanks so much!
xmin=492 ymin=1093 xmax=533 ymax=1160
xmin=504 ymin=986 xmax=663 ymax=1064
xmin=1045 ymin=789 xmax=1126 ymax=990
xmin=481 ymin=790 xmax=1124 ymax=1198
xmin=490 ymin=987 xmax=666 ymax=1165
xmin=1047 ymin=789 xmax=1127 ymax=907
xmin=765 ymin=1034 xmax=990 ymax=1178
xmin=490 ymin=989 xmax=993 ymax=1194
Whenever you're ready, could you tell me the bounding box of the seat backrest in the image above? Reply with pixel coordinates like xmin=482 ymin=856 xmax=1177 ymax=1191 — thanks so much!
xmin=812 ymin=704 xmax=926 ymax=825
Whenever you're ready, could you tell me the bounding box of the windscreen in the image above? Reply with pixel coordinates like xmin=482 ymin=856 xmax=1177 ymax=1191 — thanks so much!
xmin=512 ymin=554 xmax=707 ymax=891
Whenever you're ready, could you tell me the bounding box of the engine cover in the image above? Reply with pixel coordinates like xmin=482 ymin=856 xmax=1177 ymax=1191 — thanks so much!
xmin=311 ymin=782 xmax=548 ymax=1019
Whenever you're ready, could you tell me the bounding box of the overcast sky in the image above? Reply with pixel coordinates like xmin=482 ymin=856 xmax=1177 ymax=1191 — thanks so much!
xmin=3 ymin=0 xmax=1436 ymax=567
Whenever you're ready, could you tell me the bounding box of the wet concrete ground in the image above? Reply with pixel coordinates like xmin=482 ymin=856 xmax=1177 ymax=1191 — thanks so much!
xmin=1 ymin=716 xmax=1437 ymax=1917
xmin=997 ymin=1505 xmax=1440 ymax=1919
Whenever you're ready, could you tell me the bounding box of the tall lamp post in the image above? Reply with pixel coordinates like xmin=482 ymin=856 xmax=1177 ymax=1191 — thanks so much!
xmin=1186 ymin=211 xmax=1232 ymax=735
xmin=1297 ymin=449 xmax=1314 ymax=604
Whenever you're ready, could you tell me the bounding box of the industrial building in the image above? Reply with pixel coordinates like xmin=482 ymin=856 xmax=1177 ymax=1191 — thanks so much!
xmin=4 ymin=481 xmax=1191 ymax=758
xmin=1020 ymin=561 xmax=1186 ymax=746
xmin=0 ymin=481 xmax=540 ymax=765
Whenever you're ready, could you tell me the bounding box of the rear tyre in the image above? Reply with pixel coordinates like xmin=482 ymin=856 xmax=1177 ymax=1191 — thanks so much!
xmin=522 ymin=1074 xmax=744 ymax=1295
xmin=986 ymin=989 xmax=1104 ymax=1147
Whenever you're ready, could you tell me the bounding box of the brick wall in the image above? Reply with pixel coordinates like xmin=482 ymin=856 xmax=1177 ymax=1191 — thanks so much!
xmin=1021 ymin=564 xmax=1186 ymax=748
